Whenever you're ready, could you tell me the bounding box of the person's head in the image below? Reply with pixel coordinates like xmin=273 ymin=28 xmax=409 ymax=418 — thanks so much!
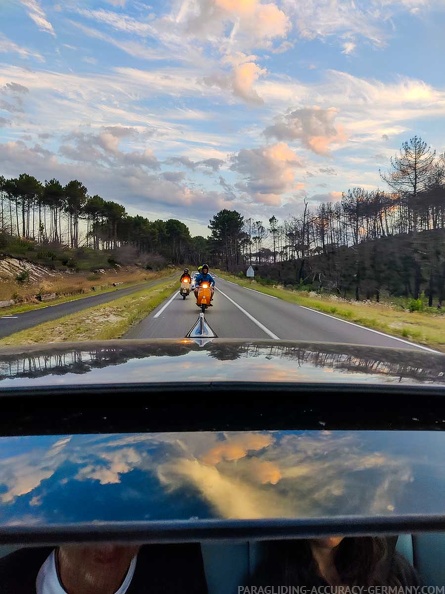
xmin=57 ymin=543 xmax=141 ymax=593
xmin=311 ymin=537 xmax=344 ymax=551
xmin=183 ymin=268 xmax=189 ymax=274
xmin=259 ymin=536 xmax=397 ymax=587
xmin=198 ymin=265 xmax=203 ymax=272
xmin=202 ymin=264 xmax=209 ymax=273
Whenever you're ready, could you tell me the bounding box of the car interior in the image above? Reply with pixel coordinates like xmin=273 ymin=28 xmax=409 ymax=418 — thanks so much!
xmin=1 ymin=377 xmax=445 ymax=590
xmin=1 ymin=526 xmax=445 ymax=590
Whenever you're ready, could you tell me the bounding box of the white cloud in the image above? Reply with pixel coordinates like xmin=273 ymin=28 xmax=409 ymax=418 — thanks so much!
xmin=0 ymin=34 xmax=44 ymax=61
xmin=20 ymin=0 xmax=55 ymax=36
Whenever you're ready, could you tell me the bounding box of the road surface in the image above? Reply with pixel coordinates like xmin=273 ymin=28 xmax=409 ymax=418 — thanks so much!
xmin=124 ymin=276 xmax=436 ymax=352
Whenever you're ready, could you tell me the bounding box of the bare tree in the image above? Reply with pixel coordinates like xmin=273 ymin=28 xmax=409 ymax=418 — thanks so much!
xmin=380 ymin=136 xmax=436 ymax=232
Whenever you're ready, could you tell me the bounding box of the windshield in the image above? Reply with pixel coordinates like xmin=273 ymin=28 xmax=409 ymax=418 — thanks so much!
xmin=0 ymin=0 xmax=444 ymax=352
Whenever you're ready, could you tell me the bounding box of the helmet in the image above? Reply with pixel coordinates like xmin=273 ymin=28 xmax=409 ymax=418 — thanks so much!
xmin=184 ymin=268 xmax=189 ymax=273
xmin=202 ymin=264 xmax=209 ymax=271
xmin=198 ymin=265 xmax=203 ymax=272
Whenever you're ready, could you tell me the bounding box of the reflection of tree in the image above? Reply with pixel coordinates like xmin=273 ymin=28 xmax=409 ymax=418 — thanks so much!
xmin=0 ymin=342 xmax=198 ymax=381
xmin=206 ymin=343 xmax=248 ymax=361
xmin=0 ymin=340 xmax=444 ymax=384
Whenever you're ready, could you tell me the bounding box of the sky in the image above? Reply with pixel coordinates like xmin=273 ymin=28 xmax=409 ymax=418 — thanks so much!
xmin=1 ymin=0 xmax=445 ymax=238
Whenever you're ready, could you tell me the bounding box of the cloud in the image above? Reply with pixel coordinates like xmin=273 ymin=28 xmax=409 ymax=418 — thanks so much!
xmin=75 ymin=8 xmax=155 ymax=37
xmin=4 ymin=82 xmax=29 ymax=94
xmin=200 ymin=158 xmax=225 ymax=171
xmin=162 ymin=171 xmax=186 ymax=182
xmin=67 ymin=20 xmax=172 ymax=63
xmin=59 ymin=129 xmax=161 ymax=169
xmin=309 ymin=191 xmax=343 ymax=203
xmin=0 ymin=82 xmax=29 ymax=114
xmin=264 ymin=107 xmax=347 ymax=155
xmin=282 ymin=0 xmax=387 ymax=48
xmin=0 ymin=34 xmax=44 ymax=61
xmin=231 ymin=59 xmax=267 ymax=104
xmin=20 ymin=0 xmax=55 ymax=36
xmin=177 ymin=0 xmax=290 ymax=50
xmin=157 ymin=431 xmax=413 ymax=520
xmin=231 ymin=142 xmax=304 ymax=204
xmin=201 ymin=433 xmax=273 ymax=464
xmin=167 ymin=156 xmax=197 ymax=170
xmin=76 ymin=448 xmax=141 ymax=485
xmin=204 ymin=54 xmax=267 ymax=104
xmin=342 ymin=41 xmax=356 ymax=55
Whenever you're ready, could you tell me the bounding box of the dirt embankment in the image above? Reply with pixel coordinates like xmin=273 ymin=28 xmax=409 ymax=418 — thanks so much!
xmin=0 ymin=256 xmax=159 ymax=306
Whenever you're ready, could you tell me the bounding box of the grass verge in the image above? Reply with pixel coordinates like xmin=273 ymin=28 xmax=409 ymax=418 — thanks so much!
xmin=0 ymin=279 xmax=177 ymax=346
xmin=218 ymin=272 xmax=445 ymax=353
xmin=0 ymin=268 xmax=172 ymax=316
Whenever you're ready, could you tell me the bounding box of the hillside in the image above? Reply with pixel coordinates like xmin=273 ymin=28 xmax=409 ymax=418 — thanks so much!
xmin=0 ymin=255 xmax=161 ymax=307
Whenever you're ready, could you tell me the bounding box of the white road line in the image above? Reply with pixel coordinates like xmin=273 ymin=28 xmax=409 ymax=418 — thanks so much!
xmin=299 ymin=305 xmax=440 ymax=353
xmin=215 ymin=287 xmax=280 ymax=340
xmin=154 ymin=292 xmax=178 ymax=318
xmin=1 ymin=316 xmax=18 ymax=319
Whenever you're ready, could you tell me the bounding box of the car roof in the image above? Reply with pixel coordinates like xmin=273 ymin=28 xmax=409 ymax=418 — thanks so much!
xmin=1 ymin=339 xmax=445 ymax=545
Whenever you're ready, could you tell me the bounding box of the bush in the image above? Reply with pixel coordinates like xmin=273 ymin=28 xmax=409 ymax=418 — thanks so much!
xmin=15 ymin=270 xmax=30 ymax=283
xmin=408 ymin=298 xmax=424 ymax=312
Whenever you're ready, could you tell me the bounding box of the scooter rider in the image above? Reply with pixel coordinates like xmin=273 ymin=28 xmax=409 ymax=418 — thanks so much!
xmin=194 ymin=264 xmax=215 ymax=305
xmin=180 ymin=268 xmax=191 ymax=282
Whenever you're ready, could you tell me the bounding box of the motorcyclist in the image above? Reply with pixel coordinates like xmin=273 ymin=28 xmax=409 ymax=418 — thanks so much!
xmin=194 ymin=264 xmax=215 ymax=305
xmin=180 ymin=268 xmax=191 ymax=283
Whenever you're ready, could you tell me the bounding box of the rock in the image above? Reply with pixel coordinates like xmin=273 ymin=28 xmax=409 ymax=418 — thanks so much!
xmin=0 ymin=299 xmax=15 ymax=308
xmin=36 ymin=293 xmax=56 ymax=302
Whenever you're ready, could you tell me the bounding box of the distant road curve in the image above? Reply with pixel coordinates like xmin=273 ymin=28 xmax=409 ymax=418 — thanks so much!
xmin=0 ymin=277 xmax=173 ymax=339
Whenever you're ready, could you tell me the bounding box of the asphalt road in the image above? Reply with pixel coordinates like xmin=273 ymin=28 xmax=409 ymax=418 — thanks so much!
xmin=124 ymin=276 xmax=437 ymax=352
xmin=0 ymin=275 xmax=436 ymax=352
xmin=0 ymin=278 xmax=170 ymax=339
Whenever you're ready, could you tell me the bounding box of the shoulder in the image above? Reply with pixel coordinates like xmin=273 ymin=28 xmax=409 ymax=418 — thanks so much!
xmin=391 ymin=551 xmax=422 ymax=586
xmin=0 ymin=547 xmax=53 ymax=593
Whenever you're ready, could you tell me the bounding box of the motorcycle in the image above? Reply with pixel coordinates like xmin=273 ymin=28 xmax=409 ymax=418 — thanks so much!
xmin=179 ymin=277 xmax=191 ymax=299
xmin=196 ymin=282 xmax=213 ymax=312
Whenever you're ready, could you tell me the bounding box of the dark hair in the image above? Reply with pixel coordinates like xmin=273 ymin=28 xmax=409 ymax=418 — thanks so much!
xmin=252 ymin=537 xmax=420 ymax=587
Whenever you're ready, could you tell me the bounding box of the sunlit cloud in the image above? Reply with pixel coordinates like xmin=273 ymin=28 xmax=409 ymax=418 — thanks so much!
xmin=201 ymin=433 xmax=273 ymax=464
xmin=204 ymin=53 xmax=267 ymax=104
xmin=158 ymin=431 xmax=414 ymax=520
xmin=264 ymin=106 xmax=347 ymax=155
xmin=231 ymin=142 xmax=304 ymax=204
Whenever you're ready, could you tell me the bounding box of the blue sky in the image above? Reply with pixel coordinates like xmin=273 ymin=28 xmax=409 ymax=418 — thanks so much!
xmin=1 ymin=0 xmax=445 ymax=237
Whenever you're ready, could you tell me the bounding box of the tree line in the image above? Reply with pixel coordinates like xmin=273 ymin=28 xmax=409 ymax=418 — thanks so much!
xmin=0 ymin=174 xmax=209 ymax=264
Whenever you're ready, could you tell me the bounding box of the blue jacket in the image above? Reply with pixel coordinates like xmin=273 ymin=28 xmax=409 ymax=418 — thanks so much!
xmin=195 ymin=272 xmax=215 ymax=287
